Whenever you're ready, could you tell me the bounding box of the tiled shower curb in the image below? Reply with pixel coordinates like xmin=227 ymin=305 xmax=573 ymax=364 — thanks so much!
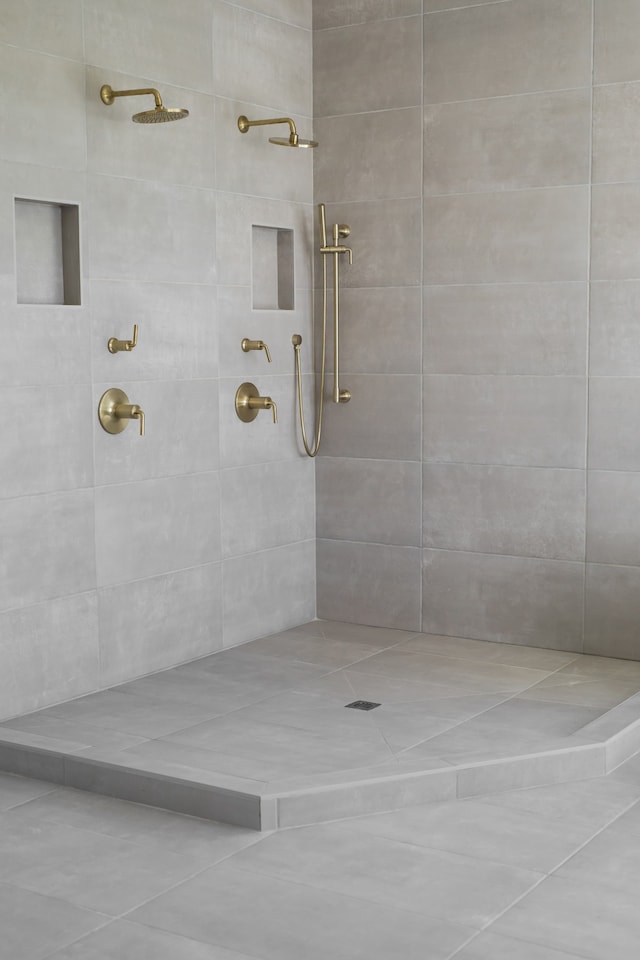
xmin=2 ymin=693 xmax=640 ymax=830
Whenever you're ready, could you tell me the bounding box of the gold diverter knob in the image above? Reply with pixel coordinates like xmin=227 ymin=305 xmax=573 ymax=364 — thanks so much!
xmin=98 ymin=388 xmax=145 ymax=436
xmin=235 ymin=382 xmax=278 ymax=424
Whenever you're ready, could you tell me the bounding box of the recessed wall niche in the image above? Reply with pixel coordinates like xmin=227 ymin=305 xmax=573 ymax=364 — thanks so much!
xmin=14 ymin=198 xmax=81 ymax=305
xmin=252 ymin=225 xmax=294 ymax=310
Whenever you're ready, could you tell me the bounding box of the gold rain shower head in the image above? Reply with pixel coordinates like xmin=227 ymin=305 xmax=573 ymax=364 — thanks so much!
xmin=237 ymin=114 xmax=317 ymax=148
xmin=100 ymin=84 xmax=189 ymax=123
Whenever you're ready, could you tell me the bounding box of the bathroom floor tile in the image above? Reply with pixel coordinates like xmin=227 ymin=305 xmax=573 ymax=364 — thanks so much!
xmin=0 ymin=771 xmax=57 ymax=811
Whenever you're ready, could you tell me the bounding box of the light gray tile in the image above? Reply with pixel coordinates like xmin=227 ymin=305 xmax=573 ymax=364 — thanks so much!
xmin=221 ymin=459 xmax=314 ymax=557
xmin=328 ymin=286 xmax=422 ymax=375
xmin=314 ymin=17 xmax=422 ymax=116
xmin=424 ymin=375 xmax=587 ymax=469
xmin=317 ymin=540 xmax=422 ymax=631
xmin=422 ymin=550 xmax=584 ymax=651
xmin=214 ymin=2 xmax=311 ymax=115
xmin=84 ymin=0 xmax=214 ymax=92
xmin=424 ymin=283 xmax=588 ymax=376
xmin=453 ymin=930 xmax=593 ymax=960
xmin=588 ymin=377 xmax=640 ymax=470
xmin=424 ymin=0 xmax=592 ymax=103
xmin=590 ymin=281 xmax=640 ymax=376
xmin=424 ymin=188 xmax=589 ymax=284
xmin=587 ymin=471 xmax=640 ymax=565
xmin=94 ymin=473 xmax=221 ymax=587
xmin=98 ymin=563 xmax=223 ymax=686
xmin=0 ymin=490 xmax=96 ymax=612
xmin=0 ymin=594 xmax=99 ymax=721
xmin=593 ymin=81 xmax=640 ymax=184
xmin=403 ymin=634 xmax=578 ymax=671
xmin=317 ymin=457 xmax=421 ymax=546
xmin=223 ymin=540 xmax=316 ymax=647
xmin=0 ymin=302 xmax=91 ymax=388
xmin=0 ymin=881 xmax=106 ymax=960
xmin=425 ymin=90 xmax=590 ymax=196
xmin=0 ymin=716 xmax=144 ymax=753
xmin=0 ymin=774 xmax=57 ymax=812
xmin=594 ymin=0 xmax=640 ymax=85
xmin=592 ymin=183 xmax=640 ymax=280
xmin=456 ymin=747 xmax=605 ymax=799
xmin=424 ymin=463 xmax=586 ymax=561
xmin=315 ymin=108 xmax=422 ymax=202
xmin=240 ymin=0 xmax=311 ymax=28
xmin=557 ymin=823 xmax=640 ymax=892
xmin=314 ymin=0 xmax=420 ymax=29
xmin=585 ymin=563 xmax=640 ymax=661
xmin=0 ymin=0 xmax=83 ymax=58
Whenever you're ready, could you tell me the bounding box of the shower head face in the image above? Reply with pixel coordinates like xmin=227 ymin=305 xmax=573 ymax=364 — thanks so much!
xmin=132 ymin=106 xmax=189 ymax=123
xmin=269 ymin=135 xmax=318 ymax=148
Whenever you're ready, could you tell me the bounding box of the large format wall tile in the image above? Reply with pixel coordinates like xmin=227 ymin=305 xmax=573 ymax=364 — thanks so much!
xmin=0 ymin=0 xmax=83 ymax=58
xmin=424 ymin=0 xmax=592 ymax=104
xmin=585 ymin=563 xmax=640 ymax=660
xmin=318 ymin=539 xmax=422 ymax=631
xmin=587 ymin=471 xmax=640 ymax=566
xmin=592 ymin=183 xmax=640 ymax=280
xmin=423 ymin=550 xmax=584 ymax=651
xmin=243 ymin=0 xmax=311 ymax=29
xmin=424 ymin=188 xmax=589 ymax=284
xmin=424 ymin=463 xmax=586 ymax=561
xmin=424 ymin=375 xmax=586 ymax=468
xmin=317 ymin=458 xmax=422 ymax=546
xmin=314 ymin=0 xmax=420 ymax=29
xmin=590 ymin=281 xmax=640 ymax=376
xmin=594 ymin=0 xmax=640 ymax=85
xmin=593 ymin=82 xmax=640 ymax=185
xmin=424 ymin=283 xmax=587 ymax=376
xmin=334 ymin=287 xmax=422 ymax=375
xmin=588 ymin=378 xmax=640 ymax=471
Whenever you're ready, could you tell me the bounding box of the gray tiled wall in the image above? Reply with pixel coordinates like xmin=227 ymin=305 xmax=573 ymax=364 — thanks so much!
xmin=315 ymin=0 xmax=640 ymax=660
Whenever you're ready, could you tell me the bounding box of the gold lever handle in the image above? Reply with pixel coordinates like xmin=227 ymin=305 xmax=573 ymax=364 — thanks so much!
xmin=98 ymin=388 xmax=145 ymax=436
xmin=235 ymin=382 xmax=278 ymax=424
xmin=108 ymin=324 xmax=138 ymax=354
xmin=241 ymin=338 xmax=272 ymax=363
xmin=115 ymin=403 xmax=145 ymax=436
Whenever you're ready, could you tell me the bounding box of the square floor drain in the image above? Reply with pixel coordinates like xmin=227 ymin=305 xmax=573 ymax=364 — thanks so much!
xmin=345 ymin=700 xmax=381 ymax=711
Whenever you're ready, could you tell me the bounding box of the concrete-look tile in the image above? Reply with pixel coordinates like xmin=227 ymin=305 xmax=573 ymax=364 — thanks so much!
xmin=587 ymin=471 xmax=640 ymax=565
xmin=90 ymin=279 xmax=217 ymax=383
xmin=130 ymin=863 xmax=475 ymax=960
xmin=94 ymin=379 xmax=218 ymax=484
xmin=297 ymin=618 xmax=419 ymax=646
xmin=84 ymin=0 xmax=214 ymax=92
xmin=314 ymin=17 xmax=421 ymax=116
xmin=453 ymin=930 xmax=593 ymax=960
xmin=424 ymin=375 xmax=587 ymax=469
xmin=317 ymin=457 xmax=421 ymax=546
xmin=240 ymin=0 xmax=311 ymax=28
xmin=221 ymin=458 xmax=314 ymax=558
xmin=0 ymin=774 xmax=57 ymax=812
xmin=523 ymin=672 xmax=640 ymax=709
xmin=0 ymin=716 xmax=143 ymax=754
xmin=94 ymin=473 xmax=221 ymax=587
xmin=584 ymin=563 xmax=640 ymax=661
xmin=0 ymin=46 xmax=86 ymax=168
xmin=424 ymin=463 xmax=586 ymax=561
xmin=0 ymin=594 xmax=99 ymax=721
xmin=456 ymin=747 xmax=605 ymax=799
xmin=0 ymin=0 xmax=83 ymax=58
xmin=424 ymin=0 xmax=592 ymax=103
xmin=0 ymin=302 xmax=90 ymax=388
xmin=424 ymin=188 xmax=589 ymax=284
xmin=242 ymin=627 xmax=398 ymax=668
xmin=402 ymin=634 xmax=578 ymax=671
xmin=494 ymin=873 xmax=640 ymax=959
xmin=424 ymin=283 xmax=588 ymax=376
xmin=327 ymin=286 xmax=422 ymax=375
xmin=317 ymin=539 xmax=422 ymax=631
xmin=557 ymin=825 xmax=640 ymax=893
xmin=0 ymin=384 xmax=93 ymax=499
xmin=590 ymin=281 xmax=640 ymax=376
xmin=322 ymin=198 xmax=421 ymax=287
xmin=593 ymin=81 xmax=640 ymax=184
xmin=216 ymin=97 xmax=312 ymax=203
xmin=588 ymin=377 xmax=640 ymax=470
xmin=49 ymin=919 xmax=258 ymax=959
xmin=422 ymin=550 xmax=584 ymax=651
xmin=86 ymin=67 xmax=215 ymax=189
xmin=594 ymin=0 xmax=640 ymax=85
xmin=319 ymin=375 xmax=422 ymax=461
xmin=213 ymin=2 xmax=311 ymax=115
xmin=98 ymin=563 xmax=223 ymax=686
xmin=0 ymin=490 xmax=96 ymax=612
xmin=592 ymin=183 xmax=640 ymax=280
xmin=88 ymin=175 xmax=216 ymax=285
xmin=314 ymin=0 xmax=420 ymax=29
xmin=223 ymin=540 xmax=316 ymax=647
xmin=477 ymin=776 xmax=640 ymax=828
xmin=0 ymin=881 xmax=107 ymax=960
xmin=425 ymin=90 xmax=590 ymax=196
xmin=315 ymin=108 xmax=422 ymax=202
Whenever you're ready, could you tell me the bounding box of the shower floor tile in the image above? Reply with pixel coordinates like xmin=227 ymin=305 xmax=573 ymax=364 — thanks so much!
xmin=2 ymin=620 xmax=640 ymax=829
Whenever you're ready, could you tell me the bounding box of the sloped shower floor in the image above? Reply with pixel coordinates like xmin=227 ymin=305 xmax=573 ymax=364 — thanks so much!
xmin=2 ymin=620 xmax=640 ymax=830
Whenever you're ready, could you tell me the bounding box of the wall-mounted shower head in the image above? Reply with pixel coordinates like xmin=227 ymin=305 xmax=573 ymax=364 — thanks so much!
xmin=100 ymin=84 xmax=189 ymax=124
xmin=237 ymin=115 xmax=317 ymax=148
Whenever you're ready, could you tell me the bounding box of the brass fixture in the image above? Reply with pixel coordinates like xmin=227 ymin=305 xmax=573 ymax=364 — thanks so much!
xmin=98 ymin=388 xmax=145 ymax=436
xmin=293 ymin=203 xmax=353 ymax=458
xmin=100 ymin=84 xmax=189 ymax=123
xmin=237 ymin=114 xmax=317 ymax=148
xmin=241 ymin=338 xmax=272 ymax=363
xmin=235 ymin=382 xmax=278 ymax=424
xmin=108 ymin=324 xmax=138 ymax=354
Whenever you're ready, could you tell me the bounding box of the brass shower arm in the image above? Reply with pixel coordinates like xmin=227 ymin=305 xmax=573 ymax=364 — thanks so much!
xmin=101 ymin=85 xmax=163 ymax=109
xmin=238 ymin=115 xmax=297 ymax=137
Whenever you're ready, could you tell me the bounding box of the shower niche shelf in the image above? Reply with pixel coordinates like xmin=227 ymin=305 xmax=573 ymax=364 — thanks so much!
xmin=14 ymin=198 xmax=81 ymax=305
xmin=252 ymin=224 xmax=293 ymax=310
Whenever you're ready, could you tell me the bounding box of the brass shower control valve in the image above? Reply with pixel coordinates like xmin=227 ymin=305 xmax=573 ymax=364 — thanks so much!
xmin=98 ymin=388 xmax=145 ymax=436
xmin=108 ymin=324 xmax=138 ymax=353
xmin=241 ymin=338 xmax=272 ymax=363
xmin=235 ymin=382 xmax=278 ymax=424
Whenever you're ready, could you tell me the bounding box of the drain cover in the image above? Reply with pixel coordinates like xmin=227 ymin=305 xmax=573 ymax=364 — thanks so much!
xmin=345 ymin=700 xmax=381 ymax=711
